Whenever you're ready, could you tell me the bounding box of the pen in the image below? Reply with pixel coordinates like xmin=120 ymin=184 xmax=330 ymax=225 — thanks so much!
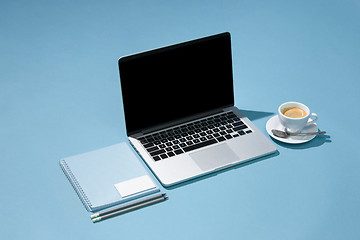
xmin=91 ymin=193 xmax=167 ymax=222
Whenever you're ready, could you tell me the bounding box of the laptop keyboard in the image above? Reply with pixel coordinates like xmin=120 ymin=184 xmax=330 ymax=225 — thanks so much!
xmin=138 ymin=111 xmax=253 ymax=161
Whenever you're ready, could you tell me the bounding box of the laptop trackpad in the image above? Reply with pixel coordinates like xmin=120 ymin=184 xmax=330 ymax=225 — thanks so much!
xmin=190 ymin=143 xmax=239 ymax=172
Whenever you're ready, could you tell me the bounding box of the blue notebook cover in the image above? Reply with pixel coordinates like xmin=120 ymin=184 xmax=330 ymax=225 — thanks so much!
xmin=60 ymin=143 xmax=160 ymax=212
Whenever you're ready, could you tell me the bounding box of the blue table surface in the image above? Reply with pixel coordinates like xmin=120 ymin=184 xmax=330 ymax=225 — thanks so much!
xmin=1 ymin=0 xmax=360 ymax=239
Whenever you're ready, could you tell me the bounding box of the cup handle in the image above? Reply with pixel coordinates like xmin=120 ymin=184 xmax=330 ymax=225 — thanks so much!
xmin=306 ymin=113 xmax=318 ymax=126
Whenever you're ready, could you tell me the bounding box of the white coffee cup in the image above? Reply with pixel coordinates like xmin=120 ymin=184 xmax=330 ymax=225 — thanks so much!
xmin=278 ymin=102 xmax=318 ymax=133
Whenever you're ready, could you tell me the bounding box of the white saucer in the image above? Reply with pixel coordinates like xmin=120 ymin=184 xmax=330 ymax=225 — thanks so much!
xmin=266 ymin=115 xmax=318 ymax=144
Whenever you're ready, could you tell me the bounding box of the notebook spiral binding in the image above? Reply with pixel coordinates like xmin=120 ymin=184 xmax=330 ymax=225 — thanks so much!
xmin=60 ymin=160 xmax=92 ymax=211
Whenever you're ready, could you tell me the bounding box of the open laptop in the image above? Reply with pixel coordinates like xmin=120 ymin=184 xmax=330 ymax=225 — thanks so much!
xmin=118 ymin=32 xmax=276 ymax=187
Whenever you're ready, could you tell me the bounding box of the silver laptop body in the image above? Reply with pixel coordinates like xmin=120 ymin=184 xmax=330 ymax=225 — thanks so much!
xmin=118 ymin=32 xmax=276 ymax=187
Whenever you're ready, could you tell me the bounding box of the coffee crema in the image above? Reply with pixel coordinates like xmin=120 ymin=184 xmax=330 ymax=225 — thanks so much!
xmin=282 ymin=107 xmax=307 ymax=118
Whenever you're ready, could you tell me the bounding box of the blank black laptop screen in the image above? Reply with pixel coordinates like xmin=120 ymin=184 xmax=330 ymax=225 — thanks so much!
xmin=119 ymin=32 xmax=234 ymax=135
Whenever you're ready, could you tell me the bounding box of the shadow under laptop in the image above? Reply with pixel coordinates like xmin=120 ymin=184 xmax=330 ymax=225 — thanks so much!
xmin=165 ymin=150 xmax=280 ymax=190
xmin=239 ymin=109 xmax=274 ymax=121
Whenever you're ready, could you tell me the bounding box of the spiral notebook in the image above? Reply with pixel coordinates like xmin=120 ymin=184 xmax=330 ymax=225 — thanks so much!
xmin=60 ymin=143 xmax=160 ymax=212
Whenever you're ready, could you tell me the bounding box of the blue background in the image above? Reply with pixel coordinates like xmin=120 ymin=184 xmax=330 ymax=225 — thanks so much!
xmin=1 ymin=0 xmax=360 ymax=239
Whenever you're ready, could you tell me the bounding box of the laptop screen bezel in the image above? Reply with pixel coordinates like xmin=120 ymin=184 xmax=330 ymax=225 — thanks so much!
xmin=118 ymin=32 xmax=235 ymax=135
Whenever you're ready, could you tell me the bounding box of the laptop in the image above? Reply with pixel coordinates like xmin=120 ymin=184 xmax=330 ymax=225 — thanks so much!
xmin=118 ymin=32 xmax=276 ymax=187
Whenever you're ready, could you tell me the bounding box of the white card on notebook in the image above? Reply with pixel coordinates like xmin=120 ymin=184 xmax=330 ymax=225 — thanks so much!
xmin=115 ymin=175 xmax=156 ymax=198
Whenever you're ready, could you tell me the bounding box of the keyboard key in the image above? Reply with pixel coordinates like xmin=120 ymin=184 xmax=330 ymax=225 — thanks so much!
xmin=194 ymin=129 xmax=201 ymax=133
xmin=180 ymin=127 xmax=188 ymax=132
xmin=233 ymin=121 xmax=244 ymax=127
xmin=234 ymin=125 xmax=247 ymax=131
xmin=225 ymin=134 xmax=233 ymax=139
xmin=227 ymin=113 xmax=237 ymax=119
xmin=183 ymin=139 xmax=217 ymax=152
xmin=216 ymin=136 xmax=226 ymax=142
xmin=150 ymin=149 xmax=166 ymax=156
xmin=174 ymin=149 xmax=184 ymax=155
xmin=160 ymin=153 xmax=168 ymax=159
xmin=147 ymin=146 xmax=159 ymax=152
xmin=153 ymin=156 xmax=161 ymax=161
xmin=141 ymin=138 xmax=149 ymax=143
xmin=213 ymin=133 xmax=220 ymax=138
xmin=168 ymin=152 xmax=175 ymax=157
xmin=143 ymin=142 xmax=154 ymax=148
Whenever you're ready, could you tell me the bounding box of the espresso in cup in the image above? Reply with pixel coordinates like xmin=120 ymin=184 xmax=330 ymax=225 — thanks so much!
xmin=282 ymin=107 xmax=307 ymax=118
xmin=278 ymin=102 xmax=318 ymax=133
